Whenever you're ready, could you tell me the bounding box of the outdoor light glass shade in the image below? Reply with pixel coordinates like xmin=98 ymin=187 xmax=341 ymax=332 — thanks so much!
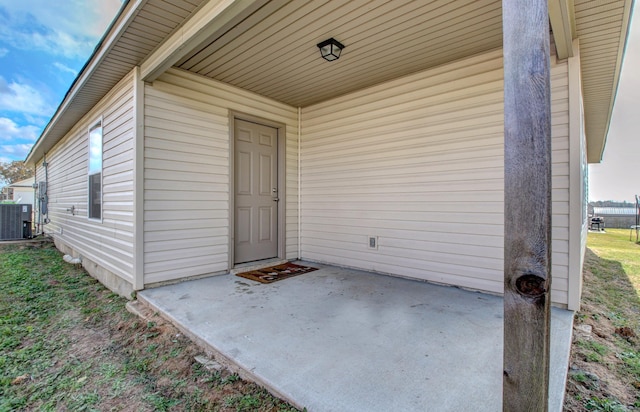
xmin=317 ymin=38 xmax=345 ymax=61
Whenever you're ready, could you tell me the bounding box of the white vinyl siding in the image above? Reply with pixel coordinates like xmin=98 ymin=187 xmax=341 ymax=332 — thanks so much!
xmin=35 ymin=71 xmax=136 ymax=284
xmin=143 ymin=68 xmax=298 ymax=285
xmin=300 ymin=49 xmax=571 ymax=306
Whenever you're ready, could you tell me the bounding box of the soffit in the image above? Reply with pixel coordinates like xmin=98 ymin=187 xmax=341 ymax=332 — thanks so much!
xmin=176 ymin=0 xmax=505 ymax=107
xmin=573 ymin=0 xmax=633 ymax=163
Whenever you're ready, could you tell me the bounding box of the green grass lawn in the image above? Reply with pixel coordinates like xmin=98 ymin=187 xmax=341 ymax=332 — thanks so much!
xmin=587 ymin=229 xmax=640 ymax=291
xmin=0 ymin=242 xmax=297 ymax=411
xmin=564 ymin=229 xmax=640 ymax=411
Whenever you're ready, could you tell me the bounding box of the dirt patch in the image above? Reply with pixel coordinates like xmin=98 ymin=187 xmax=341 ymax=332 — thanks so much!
xmin=57 ymin=295 xmax=295 ymax=411
xmin=1 ymin=242 xmax=297 ymax=411
xmin=616 ymin=327 xmax=637 ymax=340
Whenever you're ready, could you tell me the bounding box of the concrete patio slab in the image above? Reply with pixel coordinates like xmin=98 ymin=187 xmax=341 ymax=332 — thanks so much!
xmin=138 ymin=262 xmax=574 ymax=412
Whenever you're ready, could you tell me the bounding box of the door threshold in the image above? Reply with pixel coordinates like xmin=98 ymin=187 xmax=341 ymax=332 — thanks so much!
xmin=230 ymin=258 xmax=288 ymax=275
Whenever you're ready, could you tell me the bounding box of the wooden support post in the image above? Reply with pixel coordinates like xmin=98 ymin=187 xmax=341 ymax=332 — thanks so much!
xmin=502 ymin=1 xmax=552 ymax=411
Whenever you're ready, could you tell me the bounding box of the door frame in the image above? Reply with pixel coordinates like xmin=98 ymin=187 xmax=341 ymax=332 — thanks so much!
xmin=228 ymin=111 xmax=287 ymax=269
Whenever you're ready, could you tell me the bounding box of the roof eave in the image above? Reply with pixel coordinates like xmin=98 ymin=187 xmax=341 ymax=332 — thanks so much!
xmin=586 ymin=0 xmax=635 ymax=163
xmin=24 ymin=0 xmax=142 ymax=166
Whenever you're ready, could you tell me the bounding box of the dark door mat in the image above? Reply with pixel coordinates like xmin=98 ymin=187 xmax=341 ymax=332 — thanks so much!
xmin=236 ymin=262 xmax=318 ymax=284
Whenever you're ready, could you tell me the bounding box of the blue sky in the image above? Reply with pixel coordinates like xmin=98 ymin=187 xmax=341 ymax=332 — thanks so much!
xmin=0 ymin=0 xmax=122 ymax=163
xmin=0 ymin=1 xmax=637 ymax=201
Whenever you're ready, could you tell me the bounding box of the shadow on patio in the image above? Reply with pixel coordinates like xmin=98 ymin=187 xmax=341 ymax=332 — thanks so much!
xmin=138 ymin=262 xmax=574 ymax=412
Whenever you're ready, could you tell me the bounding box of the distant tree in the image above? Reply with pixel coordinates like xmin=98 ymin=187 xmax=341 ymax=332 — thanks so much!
xmin=589 ymin=200 xmax=634 ymax=208
xmin=0 ymin=161 xmax=34 ymax=187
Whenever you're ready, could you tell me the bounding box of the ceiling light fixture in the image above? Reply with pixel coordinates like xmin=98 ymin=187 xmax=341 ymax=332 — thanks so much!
xmin=317 ymin=38 xmax=345 ymax=61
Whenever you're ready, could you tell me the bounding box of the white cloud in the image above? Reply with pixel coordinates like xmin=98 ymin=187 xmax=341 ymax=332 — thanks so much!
xmin=0 ymin=0 xmax=123 ymax=59
xmin=0 ymin=117 xmax=39 ymax=142
xmin=0 ymin=47 xmax=8 ymax=58
xmin=0 ymin=76 xmax=9 ymax=94
xmin=0 ymin=76 xmax=53 ymax=117
xmin=53 ymin=62 xmax=78 ymax=76
xmin=1 ymin=143 xmax=33 ymax=159
xmin=0 ymin=118 xmax=38 ymax=161
xmin=23 ymin=113 xmax=48 ymax=128
xmin=26 ymin=29 xmax=95 ymax=60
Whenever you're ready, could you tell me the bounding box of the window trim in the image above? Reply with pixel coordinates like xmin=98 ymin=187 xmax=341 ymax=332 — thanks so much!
xmin=87 ymin=118 xmax=103 ymax=222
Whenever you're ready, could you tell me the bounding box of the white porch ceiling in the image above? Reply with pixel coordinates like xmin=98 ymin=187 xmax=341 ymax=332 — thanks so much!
xmin=176 ymin=0 xmax=504 ymax=107
xmin=174 ymin=0 xmax=631 ymax=162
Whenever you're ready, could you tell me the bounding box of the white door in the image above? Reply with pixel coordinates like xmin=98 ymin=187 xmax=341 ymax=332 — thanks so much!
xmin=234 ymin=119 xmax=279 ymax=264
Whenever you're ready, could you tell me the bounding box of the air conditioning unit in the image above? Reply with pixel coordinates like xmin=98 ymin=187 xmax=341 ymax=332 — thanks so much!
xmin=0 ymin=204 xmax=33 ymax=240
